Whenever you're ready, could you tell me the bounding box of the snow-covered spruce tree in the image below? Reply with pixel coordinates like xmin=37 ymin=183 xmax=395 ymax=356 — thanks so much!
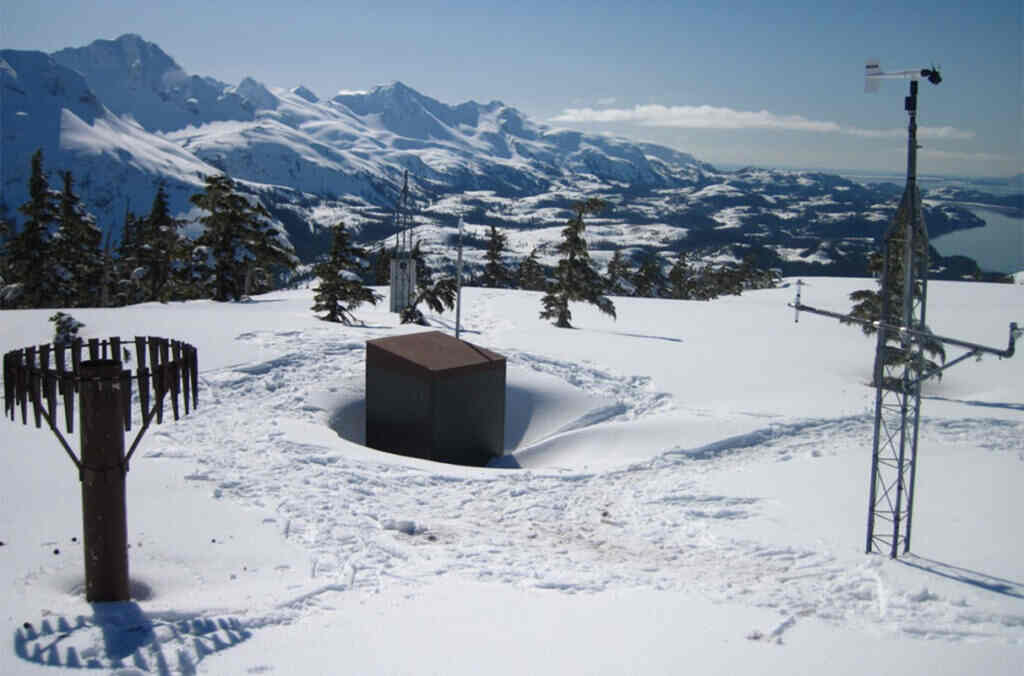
xmin=372 ymin=246 xmax=393 ymax=285
xmin=632 ymin=250 xmax=667 ymax=298
xmin=311 ymin=222 xmax=381 ymax=324
xmin=8 ymin=149 xmax=60 ymax=308
xmin=190 ymin=174 xmax=296 ymax=301
xmin=54 ymin=170 xmax=103 ymax=307
xmin=667 ymin=252 xmax=697 ymax=300
xmin=604 ymin=249 xmax=631 ymax=296
xmin=480 ymin=224 xmax=511 ymax=288
xmin=400 ymin=240 xmax=457 ymax=325
xmin=50 ymin=311 xmax=83 ymax=346
xmin=844 ymin=204 xmax=945 ymax=383
xmin=115 ymin=209 xmax=149 ymax=306
xmin=540 ymin=199 xmax=616 ymax=328
xmin=139 ymin=184 xmax=187 ymax=301
xmin=517 ymin=247 xmax=546 ymax=291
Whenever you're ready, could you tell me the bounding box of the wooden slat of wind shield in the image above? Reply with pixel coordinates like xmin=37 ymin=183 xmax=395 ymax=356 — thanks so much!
xmin=53 ymin=344 xmax=70 ymax=432
xmin=137 ymin=366 xmax=150 ymax=424
xmin=120 ymin=369 xmax=132 ymax=431
xmin=169 ymin=361 xmax=180 ymax=421
xmin=148 ymin=337 xmax=161 ymax=423
xmin=54 ymin=343 xmax=66 ymax=382
xmin=62 ymin=370 xmax=75 ymax=433
xmin=189 ymin=346 xmax=198 ymax=407
xmin=71 ymin=340 xmax=83 ymax=392
xmin=134 ymin=337 xmax=147 ymax=375
xmin=111 ymin=337 xmax=122 ymax=365
xmin=169 ymin=342 xmax=181 ymax=421
xmin=3 ymin=352 xmax=13 ymax=420
xmin=17 ymin=353 xmax=28 ymax=425
xmin=25 ymin=347 xmax=40 ymax=428
xmin=30 ymin=369 xmax=42 ymax=429
xmin=153 ymin=363 xmax=165 ymax=425
xmin=180 ymin=344 xmax=191 ymax=415
xmin=88 ymin=338 xmax=99 ymax=361
xmin=41 ymin=347 xmax=58 ymax=425
xmin=147 ymin=337 xmax=160 ymax=380
xmin=159 ymin=339 xmax=171 ymax=422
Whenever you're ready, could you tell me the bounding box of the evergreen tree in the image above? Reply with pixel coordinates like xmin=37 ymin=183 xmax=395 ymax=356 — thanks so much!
xmin=190 ymin=174 xmax=296 ymax=301
xmin=54 ymin=170 xmax=103 ymax=307
xmin=115 ymin=209 xmax=147 ymax=306
xmin=539 ymin=199 xmax=616 ymax=328
xmin=99 ymin=231 xmax=116 ymax=308
xmin=140 ymin=184 xmax=186 ymax=301
xmin=667 ymin=252 xmax=697 ymax=300
xmin=50 ymin=312 xmax=84 ymax=345
xmin=480 ymin=225 xmax=511 ymax=288
xmin=0 ymin=213 xmax=14 ymax=307
xmin=844 ymin=202 xmax=945 ymax=381
xmin=518 ymin=247 xmax=546 ymax=291
xmin=372 ymin=246 xmax=393 ymax=285
xmin=9 ymin=149 xmax=60 ymax=307
xmin=311 ymin=222 xmax=381 ymax=324
xmin=604 ymin=249 xmax=631 ymax=296
xmin=400 ymin=239 xmax=457 ymax=325
xmin=632 ymin=250 xmax=666 ymax=298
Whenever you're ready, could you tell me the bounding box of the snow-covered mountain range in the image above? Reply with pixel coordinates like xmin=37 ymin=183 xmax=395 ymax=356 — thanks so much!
xmin=1 ymin=34 xmax=1016 ymax=274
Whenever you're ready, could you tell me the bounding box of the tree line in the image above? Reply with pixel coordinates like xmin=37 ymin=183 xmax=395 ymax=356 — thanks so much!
xmin=316 ymin=199 xmax=779 ymax=328
xmin=0 ymin=149 xmax=297 ymax=309
xmin=0 ymin=151 xmax=778 ymax=329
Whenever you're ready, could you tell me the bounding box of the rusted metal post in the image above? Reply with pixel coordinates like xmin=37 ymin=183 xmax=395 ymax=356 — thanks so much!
xmin=79 ymin=359 xmax=130 ymax=602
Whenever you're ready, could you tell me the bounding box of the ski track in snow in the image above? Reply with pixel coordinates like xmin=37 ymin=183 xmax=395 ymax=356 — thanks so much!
xmin=134 ymin=324 xmax=1024 ymax=652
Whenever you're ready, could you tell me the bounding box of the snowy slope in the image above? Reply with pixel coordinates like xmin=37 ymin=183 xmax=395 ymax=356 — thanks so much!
xmin=1 ymin=279 xmax=1022 ymax=674
xmin=0 ymin=49 xmax=219 ymax=229
xmin=3 ymin=34 xmax=1014 ymax=277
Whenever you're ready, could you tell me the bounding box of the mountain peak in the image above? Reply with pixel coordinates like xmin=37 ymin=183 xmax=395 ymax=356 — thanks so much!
xmin=52 ymin=36 xmax=253 ymax=132
xmin=292 ymin=85 xmax=319 ymax=103
xmin=233 ymin=77 xmax=278 ymax=111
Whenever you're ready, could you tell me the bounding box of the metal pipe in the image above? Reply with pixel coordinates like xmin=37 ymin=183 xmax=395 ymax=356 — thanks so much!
xmin=79 ymin=360 xmax=130 ymax=602
xmin=455 ymin=217 xmax=464 ymax=340
xmin=789 ymin=300 xmax=1019 ymax=359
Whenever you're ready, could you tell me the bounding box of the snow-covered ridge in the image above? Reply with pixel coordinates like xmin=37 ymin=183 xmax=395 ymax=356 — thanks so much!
xmin=2 ymin=34 xmax=1012 ymax=276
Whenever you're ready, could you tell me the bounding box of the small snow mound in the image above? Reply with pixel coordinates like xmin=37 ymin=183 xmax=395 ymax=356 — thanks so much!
xmin=907 ymin=587 xmax=939 ymax=603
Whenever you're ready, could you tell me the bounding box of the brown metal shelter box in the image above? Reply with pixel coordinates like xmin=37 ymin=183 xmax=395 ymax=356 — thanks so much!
xmin=365 ymin=331 xmax=506 ymax=466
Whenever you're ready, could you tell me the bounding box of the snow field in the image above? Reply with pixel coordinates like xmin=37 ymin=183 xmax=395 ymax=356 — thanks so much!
xmin=1 ymin=277 xmax=1022 ymax=674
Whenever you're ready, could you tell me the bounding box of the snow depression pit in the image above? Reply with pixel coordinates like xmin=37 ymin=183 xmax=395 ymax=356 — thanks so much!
xmin=324 ymin=363 xmax=665 ymax=470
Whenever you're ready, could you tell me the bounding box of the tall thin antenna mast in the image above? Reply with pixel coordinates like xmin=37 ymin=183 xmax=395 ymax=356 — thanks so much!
xmin=792 ymin=62 xmax=1020 ymax=558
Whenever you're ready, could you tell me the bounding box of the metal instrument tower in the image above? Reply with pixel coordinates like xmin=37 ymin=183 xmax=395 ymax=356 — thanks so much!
xmin=389 ymin=170 xmax=417 ymax=313
xmin=792 ymin=62 xmax=1021 ymax=557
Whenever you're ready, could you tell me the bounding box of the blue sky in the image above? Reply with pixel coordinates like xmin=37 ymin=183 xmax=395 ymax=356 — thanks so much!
xmin=5 ymin=0 xmax=1022 ymax=177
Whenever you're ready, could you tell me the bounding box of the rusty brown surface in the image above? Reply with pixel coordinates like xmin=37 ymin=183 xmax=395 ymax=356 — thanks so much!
xmin=366 ymin=331 xmax=504 ymax=378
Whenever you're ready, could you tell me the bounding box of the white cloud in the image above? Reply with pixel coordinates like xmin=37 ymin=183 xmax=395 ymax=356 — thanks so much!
xmin=843 ymin=125 xmax=975 ymax=140
xmin=550 ymin=104 xmax=974 ymax=140
xmin=551 ymin=104 xmax=839 ymax=132
xmin=919 ymin=148 xmax=1011 ymax=162
xmin=595 ymin=97 xmax=617 ymax=106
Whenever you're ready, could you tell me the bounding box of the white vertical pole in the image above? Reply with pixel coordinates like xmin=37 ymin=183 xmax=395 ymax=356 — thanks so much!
xmin=455 ymin=217 xmax=464 ymax=340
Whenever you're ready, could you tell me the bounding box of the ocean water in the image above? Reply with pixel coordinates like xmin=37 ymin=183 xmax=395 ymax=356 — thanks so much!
xmin=931 ymin=207 xmax=1024 ymax=274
